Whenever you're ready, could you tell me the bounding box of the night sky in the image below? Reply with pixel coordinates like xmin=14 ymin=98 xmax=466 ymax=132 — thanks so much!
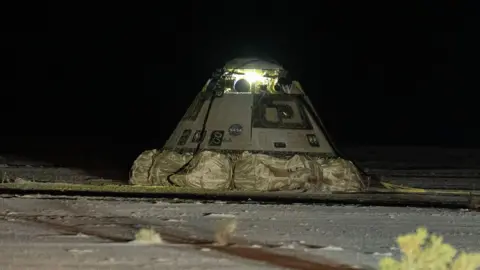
xmin=2 ymin=1 xmax=479 ymax=170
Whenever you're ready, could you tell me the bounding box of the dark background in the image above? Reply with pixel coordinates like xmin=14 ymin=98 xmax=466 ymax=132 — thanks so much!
xmin=2 ymin=1 xmax=479 ymax=174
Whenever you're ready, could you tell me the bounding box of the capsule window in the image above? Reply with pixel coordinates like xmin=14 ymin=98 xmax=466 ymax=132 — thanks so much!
xmin=276 ymin=104 xmax=294 ymax=119
xmin=252 ymin=95 xmax=313 ymax=130
xmin=265 ymin=107 xmax=280 ymax=123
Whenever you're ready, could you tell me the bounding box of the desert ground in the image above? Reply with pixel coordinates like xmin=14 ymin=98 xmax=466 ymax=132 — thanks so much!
xmin=1 ymin=195 xmax=479 ymax=270
xmin=0 ymin=146 xmax=480 ymax=269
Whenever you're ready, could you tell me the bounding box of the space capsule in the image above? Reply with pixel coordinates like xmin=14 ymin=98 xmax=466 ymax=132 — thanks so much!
xmin=163 ymin=57 xmax=337 ymax=156
xmin=130 ymin=57 xmax=364 ymax=192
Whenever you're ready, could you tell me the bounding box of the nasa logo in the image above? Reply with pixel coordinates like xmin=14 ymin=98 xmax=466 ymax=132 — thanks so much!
xmin=228 ymin=124 xmax=243 ymax=136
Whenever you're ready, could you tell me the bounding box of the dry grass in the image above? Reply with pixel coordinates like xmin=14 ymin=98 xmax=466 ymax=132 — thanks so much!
xmin=0 ymin=181 xmax=198 ymax=193
xmin=380 ymin=227 xmax=480 ymax=270
xmin=214 ymin=218 xmax=237 ymax=246
xmin=130 ymin=228 xmax=163 ymax=244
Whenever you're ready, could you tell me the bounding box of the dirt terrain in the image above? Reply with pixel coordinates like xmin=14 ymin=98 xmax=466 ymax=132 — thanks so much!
xmin=0 ymin=195 xmax=479 ymax=269
xmin=345 ymin=146 xmax=480 ymax=170
xmin=1 ymin=146 xmax=480 ymax=269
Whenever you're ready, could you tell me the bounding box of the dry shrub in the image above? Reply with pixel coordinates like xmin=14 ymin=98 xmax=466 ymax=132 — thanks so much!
xmin=214 ymin=218 xmax=237 ymax=246
xmin=380 ymin=227 xmax=480 ymax=270
xmin=130 ymin=227 xmax=163 ymax=244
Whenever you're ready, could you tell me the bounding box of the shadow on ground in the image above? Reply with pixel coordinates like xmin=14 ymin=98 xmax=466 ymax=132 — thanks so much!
xmin=0 ymin=139 xmax=152 ymax=184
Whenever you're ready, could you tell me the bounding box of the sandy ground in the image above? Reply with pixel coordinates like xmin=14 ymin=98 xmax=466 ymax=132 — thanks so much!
xmin=345 ymin=146 xmax=480 ymax=169
xmin=1 ymin=146 xmax=480 ymax=269
xmin=1 ymin=195 xmax=479 ymax=269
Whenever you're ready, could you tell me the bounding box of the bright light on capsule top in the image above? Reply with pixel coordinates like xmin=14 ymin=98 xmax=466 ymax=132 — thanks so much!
xmin=202 ymin=58 xmax=304 ymax=95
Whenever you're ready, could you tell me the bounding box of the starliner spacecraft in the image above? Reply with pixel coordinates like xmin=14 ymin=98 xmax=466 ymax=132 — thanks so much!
xmin=163 ymin=57 xmax=337 ymax=156
xmin=130 ymin=57 xmax=364 ymax=192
